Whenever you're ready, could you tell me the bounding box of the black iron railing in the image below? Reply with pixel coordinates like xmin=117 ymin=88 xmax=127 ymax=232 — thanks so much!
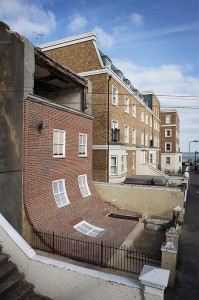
xmin=31 ymin=229 xmax=161 ymax=275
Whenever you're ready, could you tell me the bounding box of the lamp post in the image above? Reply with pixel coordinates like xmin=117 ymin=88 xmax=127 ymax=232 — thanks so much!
xmin=189 ymin=140 xmax=199 ymax=171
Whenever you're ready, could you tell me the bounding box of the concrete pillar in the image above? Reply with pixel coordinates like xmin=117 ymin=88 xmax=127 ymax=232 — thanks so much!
xmin=161 ymin=241 xmax=177 ymax=287
xmin=139 ymin=265 xmax=170 ymax=300
xmin=166 ymin=227 xmax=179 ymax=248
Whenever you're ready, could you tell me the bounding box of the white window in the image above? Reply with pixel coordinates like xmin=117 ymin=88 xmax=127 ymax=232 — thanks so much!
xmin=124 ymin=125 xmax=129 ymax=143
xmin=112 ymin=86 xmax=118 ymax=106
xmin=124 ymin=96 xmax=129 ymax=113
xmin=53 ymin=129 xmax=66 ymax=157
xmin=165 ymin=129 xmax=172 ymax=137
xmin=141 ymin=150 xmax=146 ymax=164
xmin=79 ymin=133 xmax=87 ymax=156
xmin=141 ymin=131 xmax=144 ymax=145
xmin=78 ymin=174 xmax=91 ymax=198
xmin=145 ymin=113 xmax=148 ymax=125
xmin=145 ymin=133 xmax=148 ymax=146
xmin=166 ymin=115 xmax=171 ymax=124
xmin=149 ymin=153 xmax=153 ymax=164
xmin=110 ymin=156 xmax=117 ymax=175
xmin=132 ymin=153 xmax=135 ymax=170
xmin=111 ymin=120 xmax=120 ymax=142
xmin=165 ymin=143 xmax=172 ymax=152
xmin=52 ymin=179 xmax=70 ymax=208
xmin=141 ymin=110 xmax=144 ymax=122
xmin=112 ymin=120 xmax=118 ymax=129
xmin=132 ymin=102 xmax=136 ymax=117
xmin=150 ymin=116 xmax=152 ymax=128
xmin=132 ymin=128 xmax=136 ymax=144
xmin=126 ymin=153 xmax=128 ymax=172
xmin=74 ymin=221 xmax=104 ymax=237
xmin=166 ymin=157 xmax=171 ymax=165
xmin=121 ymin=155 xmax=125 ymax=174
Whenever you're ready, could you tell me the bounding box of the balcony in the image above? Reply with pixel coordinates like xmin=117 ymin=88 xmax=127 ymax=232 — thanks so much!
xmin=111 ymin=128 xmax=120 ymax=142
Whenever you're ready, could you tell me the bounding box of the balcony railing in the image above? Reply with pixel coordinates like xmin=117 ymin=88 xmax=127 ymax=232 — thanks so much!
xmin=111 ymin=128 xmax=120 ymax=142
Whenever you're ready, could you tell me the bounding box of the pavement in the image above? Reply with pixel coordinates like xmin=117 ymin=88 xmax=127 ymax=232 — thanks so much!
xmin=165 ymin=167 xmax=199 ymax=300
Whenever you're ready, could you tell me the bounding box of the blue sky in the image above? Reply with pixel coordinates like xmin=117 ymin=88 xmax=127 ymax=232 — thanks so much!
xmin=0 ymin=0 xmax=199 ymax=152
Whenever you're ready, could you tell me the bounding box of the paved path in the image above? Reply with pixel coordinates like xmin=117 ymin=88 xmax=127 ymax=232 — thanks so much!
xmin=165 ymin=168 xmax=199 ymax=299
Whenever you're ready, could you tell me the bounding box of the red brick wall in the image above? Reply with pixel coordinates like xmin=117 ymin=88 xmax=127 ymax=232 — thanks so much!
xmin=23 ymin=98 xmax=136 ymax=245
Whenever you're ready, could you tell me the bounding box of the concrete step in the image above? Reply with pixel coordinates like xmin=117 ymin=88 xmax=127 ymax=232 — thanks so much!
xmin=0 ymin=253 xmax=9 ymax=268
xmin=0 ymin=261 xmax=17 ymax=282
xmin=6 ymin=281 xmax=34 ymax=300
xmin=0 ymin=271 xmax=24 ymax=297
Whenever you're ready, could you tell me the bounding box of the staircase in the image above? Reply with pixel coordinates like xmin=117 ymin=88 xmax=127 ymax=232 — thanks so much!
xmin=0 ymin=246 xmax=50 ymax=299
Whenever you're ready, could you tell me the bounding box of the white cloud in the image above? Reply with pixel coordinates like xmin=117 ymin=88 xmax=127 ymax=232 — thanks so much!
xmin=130 ymin=13 xmax=144 ymax=27
xmin=94 ymin=27 xmax=114 ymax=49
xmin=67 ymin=14 xmax=87 ymax=33
xmin=112 ymin=59 xmax=199 ymax=97
xmin=0 ymin=0 xmax=56 ymax=38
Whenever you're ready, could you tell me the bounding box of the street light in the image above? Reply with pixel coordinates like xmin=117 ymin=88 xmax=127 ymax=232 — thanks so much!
xmin=189 ymin=140 xmax=199 ymax=171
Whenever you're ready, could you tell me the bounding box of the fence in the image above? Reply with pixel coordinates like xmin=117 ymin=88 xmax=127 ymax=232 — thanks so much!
xmin=31 ymin=229 xmax=161 ymax=275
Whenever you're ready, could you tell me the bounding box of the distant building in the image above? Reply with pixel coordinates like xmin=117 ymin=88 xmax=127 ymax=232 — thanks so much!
xmin=160 ymin=110 xmax=182 ymax=174
xmin=40 ymin=32 xmax=161 ymax=183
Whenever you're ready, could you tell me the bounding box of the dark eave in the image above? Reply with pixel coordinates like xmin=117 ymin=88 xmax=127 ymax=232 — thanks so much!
xmin=35 ymin=47 xmax=87 ymax=88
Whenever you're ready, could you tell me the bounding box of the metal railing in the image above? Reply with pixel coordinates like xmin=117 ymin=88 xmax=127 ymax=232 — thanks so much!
xmin=31 ymin=229 xmax=161 ymax=275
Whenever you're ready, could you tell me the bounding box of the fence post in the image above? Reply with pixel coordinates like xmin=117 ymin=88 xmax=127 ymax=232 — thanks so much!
xmin=139 ymin=265 xmax=170 ymax=300
xmin=166 ymin=227 xmax=179 ymax=248
xmin=161 ymin=241 xmax=177 ymax=287
xmin=100 ymin=241 xmax=103 ymax=267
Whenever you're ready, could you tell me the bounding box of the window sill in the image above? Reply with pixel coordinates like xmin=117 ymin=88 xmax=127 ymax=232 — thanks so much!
xmin=79 ymin=155 xmax=88 ymax=158
xmin=53 ymin=155 xmax=66 ymax=158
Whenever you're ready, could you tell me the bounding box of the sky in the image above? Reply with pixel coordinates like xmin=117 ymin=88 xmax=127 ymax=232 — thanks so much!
xmin=0 ymin=0 xmax=199 ymax=152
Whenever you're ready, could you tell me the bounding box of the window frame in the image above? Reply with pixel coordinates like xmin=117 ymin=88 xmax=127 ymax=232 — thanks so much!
xmin=124 ymin=124 xmax=129 ymax=143
xmin=79 ymin=133 xmax=87 ymax=157
xmin=124 ymin=96 xmax=129 ymax=114
xmin=52 ymin=179 xmax=70 ymax=208
xmin=110 ymin=156 xmax=118 ymax=175
xmin=165 ymin=143 xmax=172 ymax=152
xmin=132 ymin=128 xmax=136 ymax=144
xmin=74 ymin=220 xmax=104 ymax=237
xmin=121 ymin=155 xmax=125 ymax=174
xmin=53 ymin=129 xmax=66 ymax=158
xmin=141 ymin=110 xmax=144 ymax=123
xmin=165 ymin=129 xmax=172 ymax=137
xmin=78 ymin=174 xmax=91 ymax=198
xmin=166 ymin=115 xmax=171 ymax=124
xmin=132 ymin=102 xmax=136 ymax=117
xmin=112 ymin=86 xmax=118 ymax=106
xmin=166 ymin=157 xmax=171 ymax=165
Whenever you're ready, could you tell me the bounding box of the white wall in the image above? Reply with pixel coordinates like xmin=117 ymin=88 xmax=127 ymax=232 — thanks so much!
xmin=161 ymin=153 xmax=182 ymax=174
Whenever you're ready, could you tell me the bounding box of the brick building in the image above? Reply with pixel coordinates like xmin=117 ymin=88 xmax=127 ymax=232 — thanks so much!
xmin=160 ymin=110 xmax=182 ymax=174
xmin=40 ymin=32 xmax=161 ymax=183
xmin=0 ymin=23 xmax=139 ymax=249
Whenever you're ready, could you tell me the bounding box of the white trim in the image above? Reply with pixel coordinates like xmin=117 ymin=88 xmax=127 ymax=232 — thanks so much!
xmin=39 ymin=32 xmax=97 ymax=51
xmin=110 ymin=156 xmax=118 ymax=175
xmin=53 ymin=129 xmax=66 ymax=158
xmin=165 ymin=142 xmax=172 ymax=152
xmin=79 ymin=133 xmax=87 ymax=157
xmin=74 ymin=220 xmax=104 ymax=237
xmin=165 ymin=129 xmax=172 ymax=137
xmin=52 ymin=179 xmax=70 ymax=207
xmin=78 ymin=174 xmax=91 ymax=198
xmin=161 ymin=124 xmax=178 ymax=127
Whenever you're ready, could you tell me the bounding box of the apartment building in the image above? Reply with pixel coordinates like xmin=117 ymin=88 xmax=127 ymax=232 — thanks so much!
xmin=40 ymin=32 xmax=161 ymax=183
xmin=160 ymin=110 xmax=182 ymax=174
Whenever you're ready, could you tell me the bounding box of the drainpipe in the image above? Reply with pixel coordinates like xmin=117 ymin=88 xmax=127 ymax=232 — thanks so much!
xmin=107 ymin=75 xmax=112 ymax=182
